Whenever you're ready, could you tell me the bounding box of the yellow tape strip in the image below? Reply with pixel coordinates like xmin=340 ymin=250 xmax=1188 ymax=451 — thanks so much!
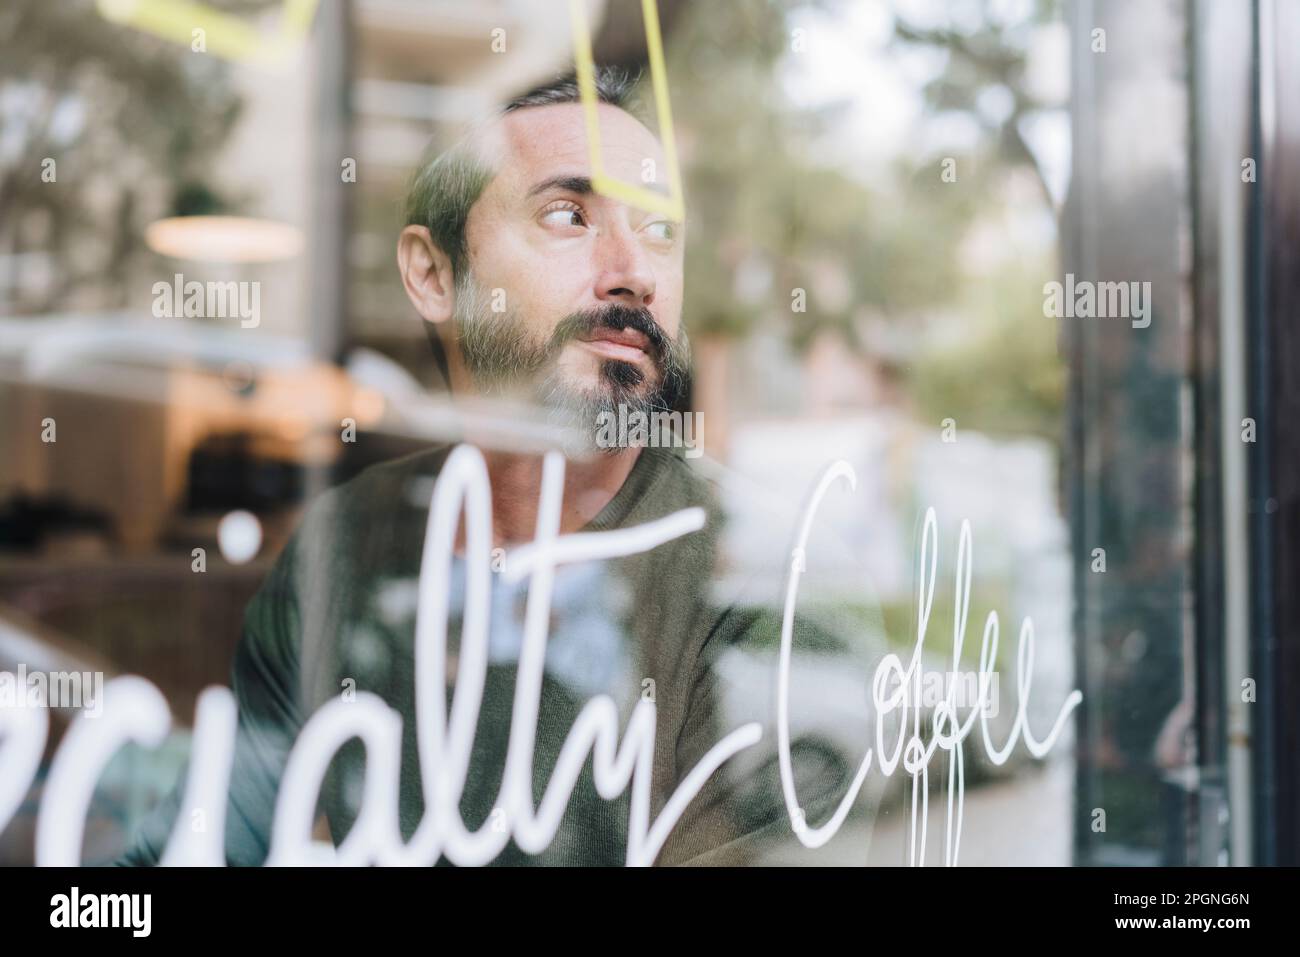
xmin=96 ymin=0 xmax=320 ymax=64
xmin=569 ymin=0 xmax=685 ymax=222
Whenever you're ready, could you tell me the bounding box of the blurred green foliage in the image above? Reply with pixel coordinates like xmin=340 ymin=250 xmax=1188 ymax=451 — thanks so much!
xmin=0 ymin=0 xmax=269 ymax=312
xmin=656 ymin=0 xmax=1065 ymax=440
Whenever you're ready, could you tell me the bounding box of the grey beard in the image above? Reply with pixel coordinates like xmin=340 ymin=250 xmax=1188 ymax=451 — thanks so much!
xmin=451 ymin=269 xmax=691 ymax=453
xmin=453 ymin=271 xmax=552 ymax=392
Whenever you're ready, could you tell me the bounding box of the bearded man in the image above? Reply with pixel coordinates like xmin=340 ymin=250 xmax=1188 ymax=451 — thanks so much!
xmin=119 ymin=68 xmax=791 ymax=867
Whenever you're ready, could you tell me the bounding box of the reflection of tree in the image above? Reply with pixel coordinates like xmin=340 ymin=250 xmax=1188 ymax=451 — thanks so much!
xmin=656 ymin=0 xmax=1064 ymax=442
xmin=0 ymin=0 xmax=262 ymax=313
xmin=890 ymin=0 xmax=1065 ymax=211
xmin=666 ymin=0 xmax=966 ymax=348
xmin=910 ymin=262 xmax=1066 ymax=441
xmin=884 ymin=0 xmax=1069 ymax=441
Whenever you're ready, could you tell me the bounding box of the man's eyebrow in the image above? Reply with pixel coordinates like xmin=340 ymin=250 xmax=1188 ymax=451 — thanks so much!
xmin=524 ymin=173 xmax=673 ymax=202
xmin=525 ymin=175 xmax=593 ymax=199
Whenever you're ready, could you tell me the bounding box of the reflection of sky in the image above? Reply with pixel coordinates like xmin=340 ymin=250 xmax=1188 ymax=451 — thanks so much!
xmin=779 ymin=0 xmax=1071 ymax=205
xmin=0 ymin=84 xmax=85 ymax=162
xmin=376 ymin=559 xmax=634 ymax=701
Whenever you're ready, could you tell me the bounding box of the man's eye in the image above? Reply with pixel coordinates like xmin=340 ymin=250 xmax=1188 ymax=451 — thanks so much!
xmin=541 ymin=205 xmax=586 ymax=228
xmin=644 ymin=221 xmax=675 ymax=242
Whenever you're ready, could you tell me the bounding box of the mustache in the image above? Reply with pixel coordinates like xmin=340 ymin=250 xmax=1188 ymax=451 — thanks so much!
xmin=548 ymin=304 xmax=671 ymax=361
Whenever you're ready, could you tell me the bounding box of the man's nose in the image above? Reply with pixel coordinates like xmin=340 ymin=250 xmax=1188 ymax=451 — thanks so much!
xmin=593 ymin=223 xmax=656 ymax=308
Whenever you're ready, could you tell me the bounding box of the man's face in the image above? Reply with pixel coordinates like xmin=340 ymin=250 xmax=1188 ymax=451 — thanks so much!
xmin=453 ymin=102 xmax=689 ymax=433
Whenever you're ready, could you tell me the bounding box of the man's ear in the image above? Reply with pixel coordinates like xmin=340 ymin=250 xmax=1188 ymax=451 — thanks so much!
xmin=397 ymin=225 xmax=455 ymax=325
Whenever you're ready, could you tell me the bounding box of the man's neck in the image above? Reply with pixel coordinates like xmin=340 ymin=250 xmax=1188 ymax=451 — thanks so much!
xmin=467 ymin=445 xmax=643 ymax=548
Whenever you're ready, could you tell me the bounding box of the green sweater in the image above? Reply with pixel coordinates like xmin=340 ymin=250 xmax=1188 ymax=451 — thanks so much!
xmin=119 ymin=444 xmax=782 ymax=866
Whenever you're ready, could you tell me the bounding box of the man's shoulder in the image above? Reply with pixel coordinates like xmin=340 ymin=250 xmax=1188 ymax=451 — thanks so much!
xmin=261 ymin=446 xmax=453 ymax=591
xmin=303 ymin=445 xmax=451 ymax=524
xmin=337 ymin=444 xmax=453 ymax=499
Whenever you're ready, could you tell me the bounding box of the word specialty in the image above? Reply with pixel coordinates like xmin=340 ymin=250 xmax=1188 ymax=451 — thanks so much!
xmin=0 ymin=447 xmax=1080 ymax=867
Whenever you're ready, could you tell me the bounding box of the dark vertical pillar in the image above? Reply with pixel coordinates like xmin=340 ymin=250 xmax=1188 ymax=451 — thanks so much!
xmin=1249 ymin=0 xmax=1300 ymax=867
xmin=1065 ymin=0 xmax=1198 ymax=865
xmin=1188 ymin=0 xmax=1256 ymax=868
